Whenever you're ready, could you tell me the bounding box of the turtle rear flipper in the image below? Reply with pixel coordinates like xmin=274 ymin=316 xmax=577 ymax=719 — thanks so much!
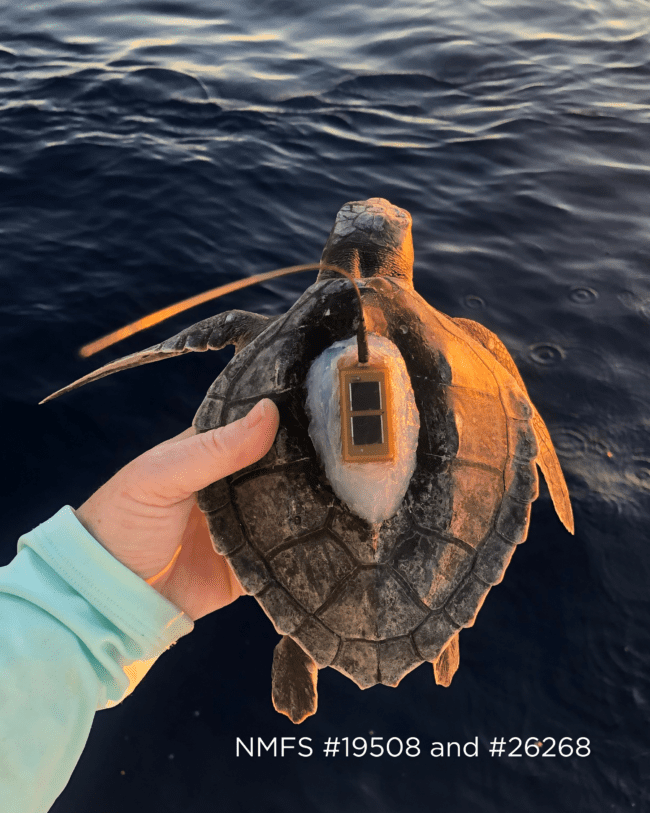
xmin=433 ymin=634 xmax=460 ymax=687
xmin=41 ymin=310 xmax=277 ymax=403
xmin=272 ymin=636 xmax=318 ymax=724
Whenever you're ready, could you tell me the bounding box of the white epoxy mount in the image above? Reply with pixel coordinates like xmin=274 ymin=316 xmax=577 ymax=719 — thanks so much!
xmin=305 ymin=334 xmax=420 ymax=524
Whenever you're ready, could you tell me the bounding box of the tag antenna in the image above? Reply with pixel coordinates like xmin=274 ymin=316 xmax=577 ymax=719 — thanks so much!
xmin=80 ymin=263 xmax=369 ymax=364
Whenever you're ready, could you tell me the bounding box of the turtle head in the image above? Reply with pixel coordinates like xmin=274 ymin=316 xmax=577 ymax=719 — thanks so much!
xmin=319 ymin=198 xmax=414 ymax=286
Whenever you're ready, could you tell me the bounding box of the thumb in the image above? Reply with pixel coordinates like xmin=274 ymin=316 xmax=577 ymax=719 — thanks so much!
xmin=135 ymin=398 xmax=280 ymax=504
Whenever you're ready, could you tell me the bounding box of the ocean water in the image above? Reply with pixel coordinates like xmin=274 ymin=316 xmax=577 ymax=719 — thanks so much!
xmin=1 ymin=0 xmax=649 ymax=811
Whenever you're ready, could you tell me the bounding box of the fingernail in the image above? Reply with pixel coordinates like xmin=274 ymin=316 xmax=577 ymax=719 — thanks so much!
xmin=242 ymin=399 xmax=267 ymax=429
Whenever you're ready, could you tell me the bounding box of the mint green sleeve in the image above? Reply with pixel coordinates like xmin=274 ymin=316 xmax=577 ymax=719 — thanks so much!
xmin=0 ymin=506 xmax=195 ymax=813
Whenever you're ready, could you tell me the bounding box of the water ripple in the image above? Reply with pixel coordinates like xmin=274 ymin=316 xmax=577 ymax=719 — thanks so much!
xmin=568 ymin=285 xmax=599 ymax=305
xmin=529 ymin=342 xmax=566 ymax=366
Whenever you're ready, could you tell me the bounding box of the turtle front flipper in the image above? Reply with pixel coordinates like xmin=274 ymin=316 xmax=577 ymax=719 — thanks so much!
xmin=452 ymin=316 xmax=574 ymax=535
xmin=529 ymin=407 xmax=574 ymax=533
xmin=272 ymin=636 xmax=318 ymax=724
xmin=433 ymin=633 xmax=460 ymax=687
xmin=41 ymin=310 xmax=277 ymax=403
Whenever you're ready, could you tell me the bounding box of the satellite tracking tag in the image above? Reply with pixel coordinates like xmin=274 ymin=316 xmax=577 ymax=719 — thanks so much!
xmin=339 ymin=364 xmax=394 ymax=463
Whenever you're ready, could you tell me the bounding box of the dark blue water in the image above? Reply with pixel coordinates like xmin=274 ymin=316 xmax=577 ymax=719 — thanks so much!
xmin=2 ymin=1 xmax=649 ymax=811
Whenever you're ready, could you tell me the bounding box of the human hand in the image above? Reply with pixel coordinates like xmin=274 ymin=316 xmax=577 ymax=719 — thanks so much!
xmin=75 ymin=398 xmax=279 ymax=620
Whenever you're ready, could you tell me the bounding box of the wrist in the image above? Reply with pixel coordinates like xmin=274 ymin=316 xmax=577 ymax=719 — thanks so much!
xmin=144 ymin=544 xmax=183 ymax=587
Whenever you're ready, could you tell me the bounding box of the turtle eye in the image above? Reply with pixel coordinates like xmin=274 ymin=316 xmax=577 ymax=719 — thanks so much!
xmin=339 ymin=365 xmax=394 ymax=462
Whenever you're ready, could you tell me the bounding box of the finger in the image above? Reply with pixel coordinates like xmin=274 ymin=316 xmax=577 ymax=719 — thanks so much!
xmin=133 ymin=398 xmax=279 ymax=503
xmin=156 ymin=426 xmax=196 ymax=447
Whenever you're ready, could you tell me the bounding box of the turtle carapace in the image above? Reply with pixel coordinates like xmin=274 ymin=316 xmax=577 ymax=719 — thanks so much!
xmin=43 ymin=197 xmax=574 ymax=724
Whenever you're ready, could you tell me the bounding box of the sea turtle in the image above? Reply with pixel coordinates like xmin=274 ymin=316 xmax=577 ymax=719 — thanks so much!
xmin=44 ymin=198 xmax=574 ymax=723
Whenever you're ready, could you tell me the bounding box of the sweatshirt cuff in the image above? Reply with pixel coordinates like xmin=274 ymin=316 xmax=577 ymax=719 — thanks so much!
xmin=17 ymin=506 xmax=194 ymax=654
